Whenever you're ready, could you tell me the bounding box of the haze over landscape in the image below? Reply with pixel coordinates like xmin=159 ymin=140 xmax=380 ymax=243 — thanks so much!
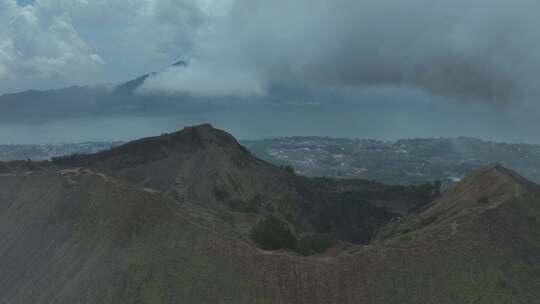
xmin=1 ymin=0 xmax=539 ymax=303
xmin=1 ymin=0 xmax=540 ymax=143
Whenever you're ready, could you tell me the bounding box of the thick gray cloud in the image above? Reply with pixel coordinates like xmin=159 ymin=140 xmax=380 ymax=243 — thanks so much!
xmin=2 ymin=0 xmax=539 ymax=105
xmin=142 ymin=0 xmax=540 ymax=104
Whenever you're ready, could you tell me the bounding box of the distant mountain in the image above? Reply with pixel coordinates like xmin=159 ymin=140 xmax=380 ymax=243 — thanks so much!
xmin=114 ymin=60 xmax=187 ymax=96
xmin=0 ymin=125 xmax=538 ymax=303
xmin=0 ymin=61 xmax=190 ymax=123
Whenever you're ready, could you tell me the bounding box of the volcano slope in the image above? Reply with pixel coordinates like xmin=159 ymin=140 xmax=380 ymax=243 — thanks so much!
xmin=204 ymin=164 xmax=540 ymax=304
xmin=0 ymin=125 xmax=538 ymax=303
xmin=51 ymin=124 xmax=435 ymax=244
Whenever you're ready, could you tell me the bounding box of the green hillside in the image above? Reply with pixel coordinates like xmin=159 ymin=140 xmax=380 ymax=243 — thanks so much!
xmin=0 ymin=125 xmax=538 ymax=303
xmin=0 ymin=171 xmax=265 ymax=303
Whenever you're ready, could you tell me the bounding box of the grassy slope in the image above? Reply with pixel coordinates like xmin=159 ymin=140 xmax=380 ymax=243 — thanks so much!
xmin=0 ymin=172 xmax=264 ymax=304
xmin=2 ymin=123 xmax=539 ymax=304
xmin=49 ymin=125 xmax=434 ymax=246
xmin=200 ymin=166 xmax=540 ymax=304
xmin=0 ymin=166 xmax=539 ymax=303
xmin=369 ymin=166 xmax=540 ymax=303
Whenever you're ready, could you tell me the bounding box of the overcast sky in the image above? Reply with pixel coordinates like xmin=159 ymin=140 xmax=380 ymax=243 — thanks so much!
xmin=1 ymin=0 xmax=539 ymax=143
xmin=1 ymin=0 xmax=538 ymax=101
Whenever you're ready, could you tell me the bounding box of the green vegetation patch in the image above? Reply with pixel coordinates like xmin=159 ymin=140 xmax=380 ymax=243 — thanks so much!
xmin=250 ymin=215 xmax=297 ymax=251
xmin=296 ymin=233 xmax=336 ymax=256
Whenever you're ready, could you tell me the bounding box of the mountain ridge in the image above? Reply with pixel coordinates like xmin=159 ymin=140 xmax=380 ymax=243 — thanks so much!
xmin=0 ymin=61 xmax=191 ymax=123
xmin=0 ymin=125 xmax=538 ymax=303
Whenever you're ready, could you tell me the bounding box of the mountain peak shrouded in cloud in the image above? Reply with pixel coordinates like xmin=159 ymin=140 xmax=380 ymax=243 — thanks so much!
xmin=114 ymin=60 xmax=189 ymax=95
xmin=138 ymin=0 xmax=540 ymax=104
xmin=172 ymin=60 xmax=188 ymax=67
xmin=138 ymin=58 xmax=266 ymax=98
xmin=2 ymin=0 xmax=540 ymax=144
xmin=1 ymin=0 xmax=539 ymax=105
xmin=0 ymin=0 xmax=209 ymax=93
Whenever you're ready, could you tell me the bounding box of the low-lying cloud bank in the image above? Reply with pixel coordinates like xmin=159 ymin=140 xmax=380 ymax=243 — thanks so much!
xmin=140 ymin=59 xmax=265 ymax=98
xmin=141 ymin=0 xmax=540 ymax=105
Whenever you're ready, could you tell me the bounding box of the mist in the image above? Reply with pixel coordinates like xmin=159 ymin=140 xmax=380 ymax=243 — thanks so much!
xmin=2 ymin=94 xmax=539 ymax=144
xmin=141 ymin=0 xmax=540 ymax=105
xmin=1 ymin=0 xmax=539 ymax=144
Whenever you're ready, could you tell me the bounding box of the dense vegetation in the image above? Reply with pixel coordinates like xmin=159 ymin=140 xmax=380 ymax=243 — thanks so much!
xmin=250 ymin=215 xmax=297 ymax=251
xmin=243 ymin=176 xmax=442 ymax=254
xmin=296 ymin=233 xmax=336 ymax=256
xmin=250 ymin=215 xmax=336 ymax=256
xmin=309 ymin=192 xmax=394 ymax=244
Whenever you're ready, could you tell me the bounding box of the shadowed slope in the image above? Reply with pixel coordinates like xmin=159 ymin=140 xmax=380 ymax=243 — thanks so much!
xmin=52 ymin=124 xmax=434 ymax=244
xmin=52 ymin=124 xmax=286 ymax=209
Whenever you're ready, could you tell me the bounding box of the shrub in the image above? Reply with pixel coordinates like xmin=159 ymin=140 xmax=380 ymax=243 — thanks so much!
xmin=243 ymin=197 xmax=259 ymax=213
xmin=250 ymin=215 xmax=297 ymax=250
xmin=213 ymin=186 xmax=230 ymax=200
xmin=216 ymin=208 xmax=236 ymax=227
xmin=477 ymin=196 xmax=489 ymax=204
xmin=284 ymin=165 xmax=295 ymax=175
xmin=280 ymin=165 xmax=296 ymax=175
xmin=226 ymin=198 xmax=258 ymax=213
xmin=296 ymin=233 xmax=336 ymax=256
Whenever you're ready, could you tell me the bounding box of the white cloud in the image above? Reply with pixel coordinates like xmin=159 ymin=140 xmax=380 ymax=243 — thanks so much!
xmin=0 ymin=64 xmax=8 ymax=78
xmin=31 ymin=0 xmax=212 ymax=82
xmin=140 ymin=59 xmax=264 ymax=97
xmin=89 ymin=54 xmax=105 ymax=65
xmin=0 ymin=0 xmax=104 ymax=90
xmin=0 ymin=39 xmax=15 ymax=78
xmin=0 ymin=0 xmax=212 ymax=93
